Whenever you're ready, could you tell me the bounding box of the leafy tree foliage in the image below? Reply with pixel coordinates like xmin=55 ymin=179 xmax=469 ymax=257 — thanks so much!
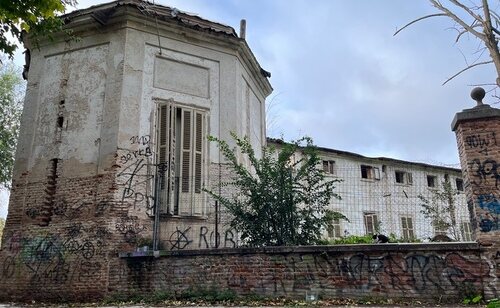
xmin=0 ymin=59 xmax=24 ymax=188
xmin=0 ymin=217 xmax=4 ymax=245
xmin=0 ymin=0 xmax=76 ymax=57
xmin=418 ymin=180 xmax=460 ymax=240
xmin=205 ymin=134 xmax=346 ymax=247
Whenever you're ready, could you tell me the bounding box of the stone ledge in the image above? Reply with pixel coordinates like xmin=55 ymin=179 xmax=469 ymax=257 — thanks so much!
xmin=119 ymin=242 xmax=482 ymax=258
xmin=451 ymin=104 xmax=500 ymax=131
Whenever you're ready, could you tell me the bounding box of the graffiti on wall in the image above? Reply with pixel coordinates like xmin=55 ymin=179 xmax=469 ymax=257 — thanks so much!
xmin=469 ymin=158 xmax=500 ymax=189
xmin=477 ymin=194 xmax=500 ymax=232
xmin=115 ymin=216 xmax=149 ymax=244
xmin=117 ymin=135 xmax=156 ymax=214
xmin=165 ymin=226 xmax=237 ymax=250
xmin=25 ymin=198 xmax=118 ymax=221
xmin=465 ymin=132 xmax=497 ymax=156
xmin=119 ymin=251 xmax=489 ymax=296
xmin=1 ymin=224 xmax=109 ymax=284
xmin=465 ymin=131 xmax=500 ymax=233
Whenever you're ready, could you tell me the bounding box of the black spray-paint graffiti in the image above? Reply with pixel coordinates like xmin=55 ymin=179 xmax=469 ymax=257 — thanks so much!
xmin=168 ymin=227 xmax=193 ymax=250
xmin=257 ymin=253 xmax=487 ymax=294
xmin=1 ymin=223 xmax=110 ymax=284
xmin=25 ymin=198 xmax=117 ymax=220
xmin=116 ymin=135 xmax=156 ymax=214
xmin=2 ymin=235 xmax=104 ymax=283
xmin=165 ymin=226 xmax=237 ymax=250
xmin=119 ymin=252 xmax=489 ymax=296
xmin=465 ymin=131 xmax=497 ymax=155
xmin=115 ymin=216 xmax=149 ymax=243
xmin=469 ymin=158 xmax=500 ymax=189
xmin=199 ymin=226 xmax=237 ymax=249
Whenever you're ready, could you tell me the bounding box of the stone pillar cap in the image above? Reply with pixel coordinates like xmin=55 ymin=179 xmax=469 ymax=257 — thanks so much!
xmin=451 ymin=87 xmax=500 ymax=131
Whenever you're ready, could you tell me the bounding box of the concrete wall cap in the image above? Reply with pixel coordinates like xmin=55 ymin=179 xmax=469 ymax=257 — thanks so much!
xmin=451 ymin=104 xmax=500 ymax=131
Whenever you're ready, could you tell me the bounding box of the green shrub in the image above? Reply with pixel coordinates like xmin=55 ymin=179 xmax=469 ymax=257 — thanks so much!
xmin=487 ymin=298 xmax=500 ymax=308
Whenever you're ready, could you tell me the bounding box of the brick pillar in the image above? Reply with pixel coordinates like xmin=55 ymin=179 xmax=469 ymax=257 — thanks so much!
xmin=452 ymin=87 xmax=500 ymax=298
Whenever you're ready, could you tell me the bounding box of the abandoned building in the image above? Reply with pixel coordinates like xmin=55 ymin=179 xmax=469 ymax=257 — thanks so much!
xmin=0 ymin=0 xmax=272 ymax=299
xmin=274 ymin=140 xmax=470 ymax=241
xmin=0 ymin=0 xmax=499 ymax=302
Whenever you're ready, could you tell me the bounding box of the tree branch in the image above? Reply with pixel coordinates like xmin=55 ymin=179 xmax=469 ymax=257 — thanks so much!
xmin=442 ymin=60 xmax=493 ymax=85
xmin=430 ymin=0 xmax=486 ymax=40
xmin=448 ymin=0 xmax=484 ymax=23
xmin=454 ymin=22 xmax=482 ymax=42
xmin=393 ymin=13 xmax=447 ymax=36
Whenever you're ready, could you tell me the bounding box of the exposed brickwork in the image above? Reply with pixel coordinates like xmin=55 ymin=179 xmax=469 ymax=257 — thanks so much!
xmin=453 ymin=104 xmax=500 ymax=299
xmin=113 ymin=244 xmax=488 ymax=301
xmin=0 ymin=155 xmax=238 ymax=301
xmin=0 ymin=170 xmax=117 ymax=301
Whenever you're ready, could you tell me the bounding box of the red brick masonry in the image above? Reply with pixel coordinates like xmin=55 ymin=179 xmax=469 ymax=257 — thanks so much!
xmin=112 ymin=244 xmax=497 ymax=301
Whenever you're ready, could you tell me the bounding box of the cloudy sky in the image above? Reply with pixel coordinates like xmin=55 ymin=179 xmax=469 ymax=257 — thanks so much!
xmin=2 ymin=0 xmax=498 ymax=217
xmin=141 ymin=0 xmax=495 ymax=167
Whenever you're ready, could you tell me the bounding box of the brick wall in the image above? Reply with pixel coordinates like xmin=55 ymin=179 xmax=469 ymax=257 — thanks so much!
xmin=452 ymin=100 xmax=500 ymax=299
xmin=0 ymin=158 xmax=239 ymax=301
xmin=0 ymin=170 xmax=120 ymax=301
xmin=0 ymin=147 xmax=154 ymax=301
xmin=112 ymin=244 xmax=490 ymax=301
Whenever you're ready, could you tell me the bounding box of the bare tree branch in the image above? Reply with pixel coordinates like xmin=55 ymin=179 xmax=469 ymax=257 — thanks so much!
xmin=442 ymin=60 xmax=492 ymax=85
xmin=430 ymin=0 xmax=486 ymax=40
xmin=454 ymin=22 xmax=482 ymax=42
xmin=393 ymin=13 xmax=447 ymax=36
xmin=448 ymin=0 xmax=484 ymax=23
xmin=397 ymin=0 xmax=500 ymax=87
xmin=481 ymin=0 xmax=500 ymax=85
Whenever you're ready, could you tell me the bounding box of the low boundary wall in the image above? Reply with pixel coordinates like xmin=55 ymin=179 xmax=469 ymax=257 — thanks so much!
xmin=113 ymin=243 xmax=498 ymax=302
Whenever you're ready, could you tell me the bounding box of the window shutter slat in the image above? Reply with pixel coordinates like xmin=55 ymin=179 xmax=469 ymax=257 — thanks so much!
xmin=181 ymin=110 xmax=191 ymax=194
xmin=183 ymin=110 xmax=191 ymax=150
xmin=194 ymin=113 xmax=203 ymax=194
xmin=196 ymin=113 xmax=202 ymax=152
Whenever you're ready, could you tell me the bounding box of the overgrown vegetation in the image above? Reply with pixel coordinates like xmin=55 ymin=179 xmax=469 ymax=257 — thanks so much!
xmin=205 ymin=134 xmax=347 ymax=247
xmin=418 ymin=180 xmax=460 ymax=240
xmin=0 ymin=217 xmax=5 ymax=246
xmin=100 ymin=290 xmax=444 ymax=307
xmin=318 ymin=233 xmax=422 ymax=245
xmin=0 ymin=59 xmax=24 ymax=189
xmin=459 ymin=281 xmax=484 ymax=305
xmin=487 ymin=298 xmax=500 ymax=308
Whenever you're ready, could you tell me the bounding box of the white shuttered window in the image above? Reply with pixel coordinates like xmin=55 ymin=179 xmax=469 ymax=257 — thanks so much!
xmin=157 ymin=102 xmax=206 ymax=216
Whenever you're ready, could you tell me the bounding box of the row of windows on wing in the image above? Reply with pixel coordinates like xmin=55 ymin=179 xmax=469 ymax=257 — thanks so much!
xmin=327 ymin=212 xmax=473 ymax=242
xmin=321 ymin=160 xmax=464 ymax=191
